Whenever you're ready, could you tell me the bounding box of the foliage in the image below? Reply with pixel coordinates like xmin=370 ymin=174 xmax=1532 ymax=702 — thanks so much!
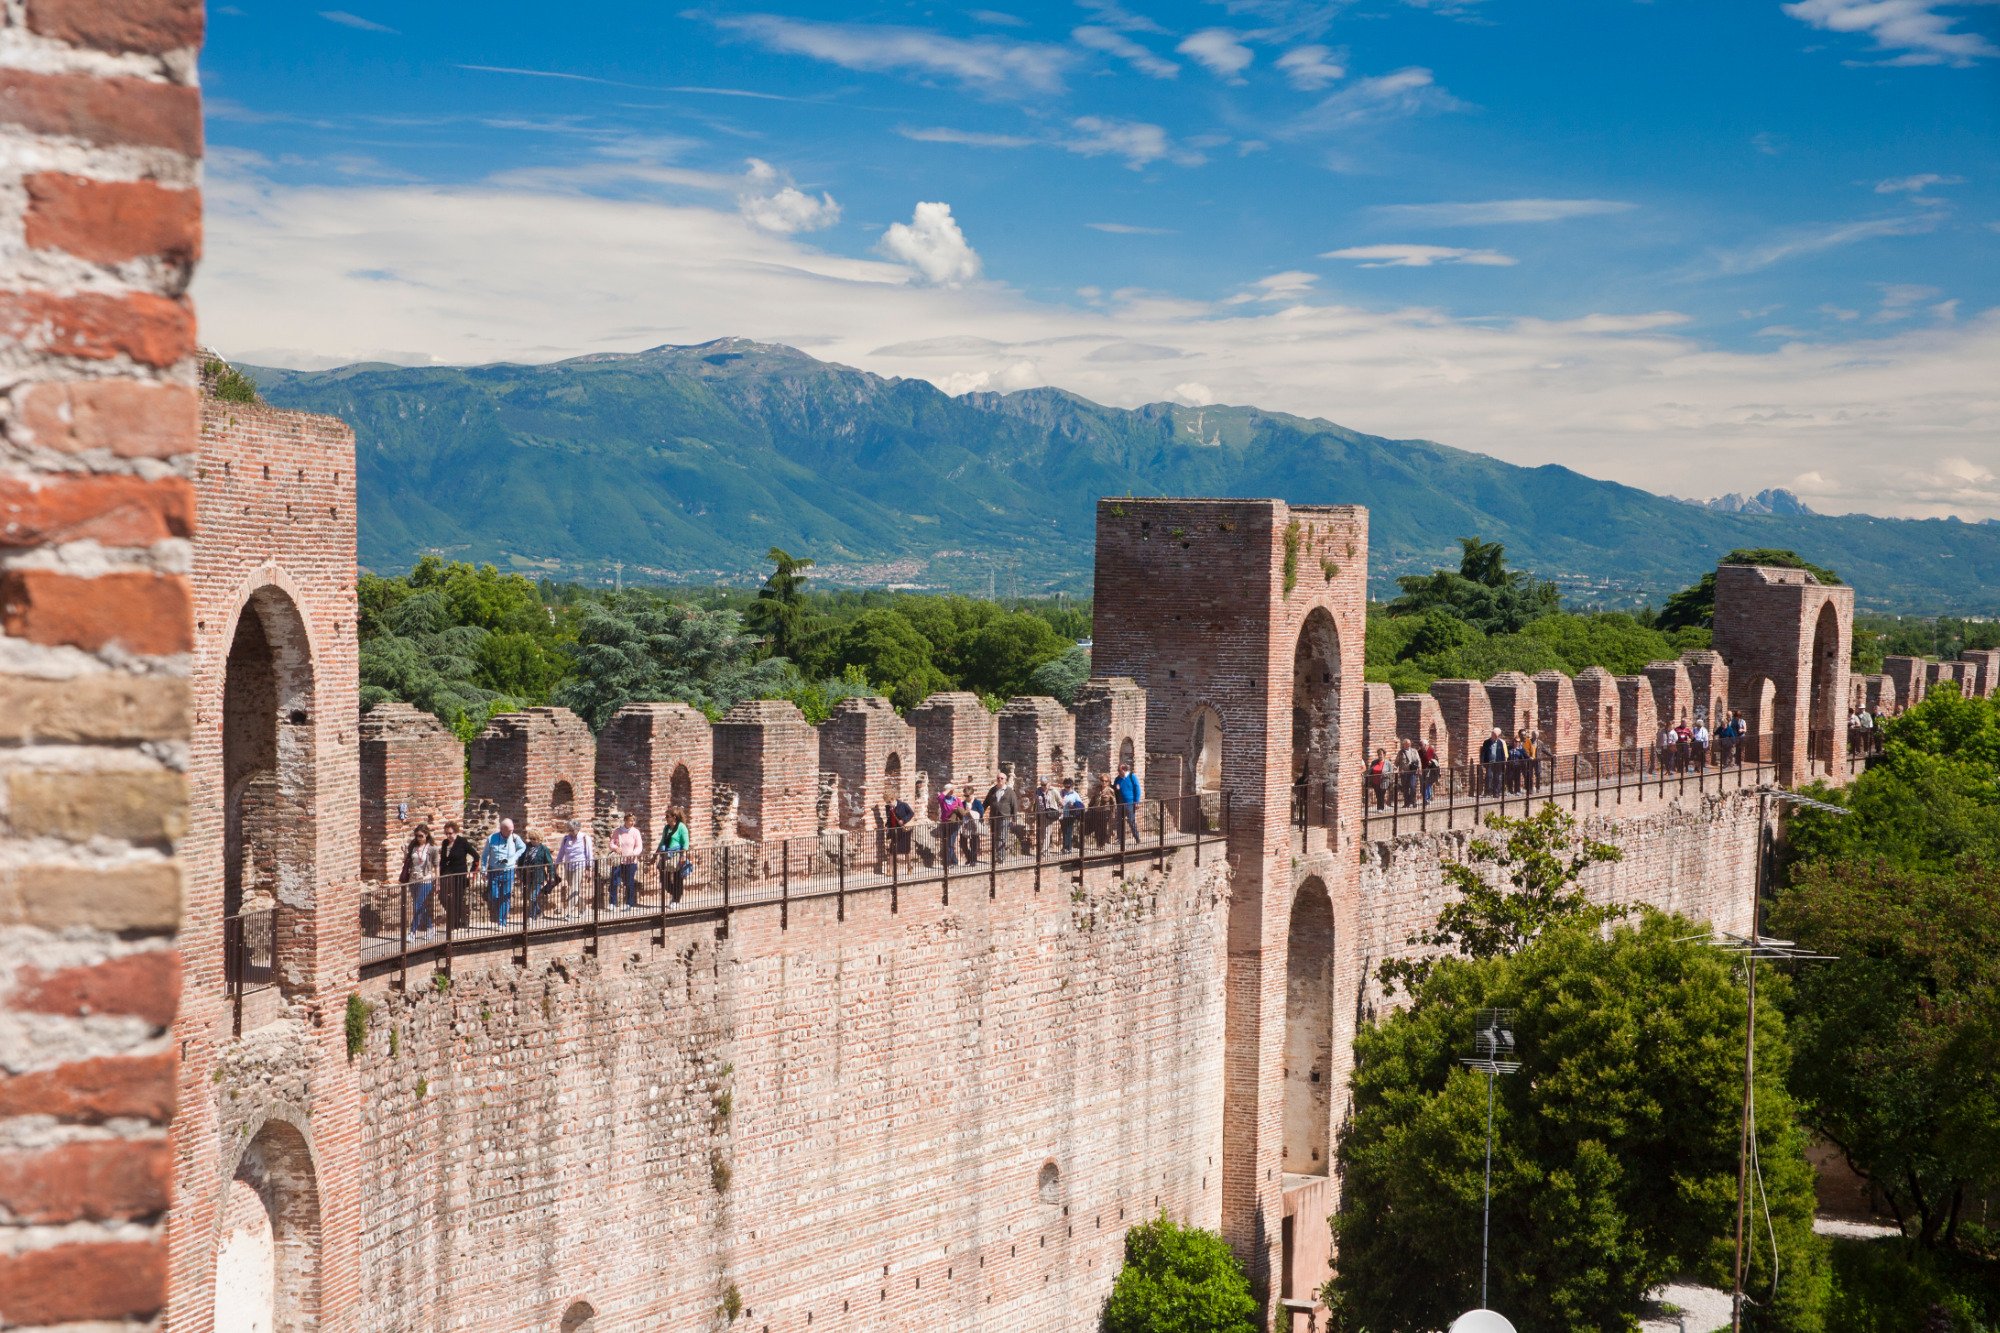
xmin=1378 ymin=804 xmax=1624 ymax=996
xmin=1770 ymin=857 xmax=2000 ymax=1248
xmin=955 ymin=610 xmax=1071 ymax=699
xmin=202 ymin=356 xmax=261 ymax=404
xmin=344 ymin=993 xmax=372 ymax=1059
xmin=1029 ymin=644 xmax=1092 ymax=705
xmin=359 ymin=588 xmax=521 ymax=739
xmin=1100 ymin=1214 xmax=1259 ymax=1333
xmin=1388 ymin=537 xmax=1561 ymax=635
xmin=551 ymin=596 xmax=790 ymax=729
xmin=1656 ymin=549 xmax=1842 ymax=632
xmin=1853 ymin=614 xmax=2000 ymax=677
xmin=741 ymin=547 xmax=828 ymax=671
xmin=829 ymin=608 xmax=953 ymax=710
xmin=1824 ymin=1237 xmax=2000 ymax=1332
xmin=1331 ymin=912 xmax=1829 ymax=1333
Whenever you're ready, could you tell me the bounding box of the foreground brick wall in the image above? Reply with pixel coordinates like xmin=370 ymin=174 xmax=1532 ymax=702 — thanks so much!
xmin=0 ymin=7 xmax=200 ymax=1326
xmin=354 ymin=848 xmax=1230 ymax=1330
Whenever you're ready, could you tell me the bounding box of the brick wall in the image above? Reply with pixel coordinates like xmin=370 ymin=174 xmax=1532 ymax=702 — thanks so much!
xmin=468 ymin=706 xmax=595 ymax=839
xmin=0 ymin=6 xmax=202 ymax=1326
xmin=1644 ymin=658 xmax=1694 ymax=727
xmin=714 ymin=699 xmax=818 ymax=844
xmin=1616 ymin=674 xmax=1658 ymax=749
xmin=1711 ymin=565 xmax=1853 ymax=785
xmin=1680 ymin=649 xmax=1730 ymax=728
xmin=595 ymin=701 xmax=712 ymax=845
xmin=353 ymin=849 xmax=1230 ymax=1331
xmin=909 ymin=691 xmax=997 ymax=793
xmin=1883 ymin=655 xmax=1926 ymax=710
xmin=1483 ymin=672 xmax=1535 ymax=742
xmin=1361 ymin=681 xmax=1398 ymax=759
xmin=1428 ymin=679 xmax=1493 ymax=767
xmin=819 ymin=695 xmax=914 ymax=832
xmin=1961 ymin=648 xmax=2000 ymax=699
xmin=358 ymin=700 xmax=463 ymax=884
xmin=997 ymin=695 xmax=1075 ymax=792
xmin=1532 ymin=671 xmax=1581 ymax=756
xmin=1073 ymin=675 xmax=1147 ymax=792
xmin=1573 ymin=666 xmax=1621 ymax=754
xmin=1395 ymin=693 xmax=1445 ymax=755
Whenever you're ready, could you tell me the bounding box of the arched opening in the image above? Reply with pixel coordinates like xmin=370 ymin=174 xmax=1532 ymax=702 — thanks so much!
xmin=883 ymin=751 xmax=902 ymax=802
xmin=214 ymin=1119 xmax=321 ymax=1332
xmin=1189 ymin=705 xmax=1223 ymax=794
xmin=669 ymin=764 xmax=692 ymax=820
xmin=1050 ymin=744 xmax=1067 ymax=779
xmin=1037 ymin=1160 xmax=1061 ymax=1205
xmin=222 ymin=587 xmax=316 ymax=998
xmin=1118 ymin=736 xmax=1136 ymax=772
xmin=560 ymin=1301 xmax=598 ymax=1332
xmin=1284 ymin=878 xmax=1334 ymax=1175
xmin=1808 ymin=602 xmax=1842 ymax=762
xmin=550 ymin=780 xmax=576 ymax=824
xmin=1291 ymin=609 xmax=1342 ymax=830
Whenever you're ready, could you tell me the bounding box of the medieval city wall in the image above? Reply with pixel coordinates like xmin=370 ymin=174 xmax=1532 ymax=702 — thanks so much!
xmin=350 ymin=847 xmax=1230 ymax=1332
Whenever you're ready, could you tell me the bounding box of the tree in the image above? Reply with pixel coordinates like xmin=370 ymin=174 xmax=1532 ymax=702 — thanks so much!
xmin=1331 ymin=913 xmax=1829 ymax=1333
xmin=358 ymin=588 xmax=517 ymax=738
xmin=552 ymin=598 xmax=789 ymax=729
xmin=1378 ymin=804 xmax=1623 ymax=996
xmin=830 ymin=609 xmax=951 ymax=710
xmin=1100 ymin=1215 xmax=1258 ymax=1333
xmin=1387 ymin=537 xmax=1561 ymax=635
xmin=1656 ymin=549 xmax=1841 ymax=632
xmin=1028 ymin=644 xmax=1092 ymax=705
xmin=954 ymin=610 xmax=1070 ymax=699
xmin=742 ymin=547 xmax=828 ymax=671
xmin=1772 ymin=858 xmax=2000 ymax=1250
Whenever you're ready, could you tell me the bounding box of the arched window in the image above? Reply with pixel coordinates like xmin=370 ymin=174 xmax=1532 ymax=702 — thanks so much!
xmin=214 ymin=1119 xmax=321 ymax=1333
xmin=670 ymin=764 xmax=692 ymax=822
xmin=1037 ymin=1160 xmax=1061 ymax=1205
xmin=883 ymin=751 xmax=902 ymax=801
xmin=1189 ymin=706 xmax=1223 ymax=794
xmin=551 ymin=780 xmax=576 ymax=823
xmin=1291 ymin=609 xmax=1343 ymax=833
xmin=561 ymin=1301 xmax=598 ymax=1332
xmin=1284 ymin=879 xmax=1334 ymax=1176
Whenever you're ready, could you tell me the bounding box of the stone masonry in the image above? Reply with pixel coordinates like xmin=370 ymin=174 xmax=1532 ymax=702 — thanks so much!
xmin=594 ymin=700 xmax=712 ymax=844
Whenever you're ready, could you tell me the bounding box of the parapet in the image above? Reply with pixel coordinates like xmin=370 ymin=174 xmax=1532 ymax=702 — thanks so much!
xmin=714 ymin=699 xmax=819 ymax=843
xmin=819 ymin=696 xmax=915 ymax=831
xmin=597 ymin=702 xmax=713 ymax=844
xmin=999 ymin=696 xmax=1076 ymax=792
xmin=1362 ymin=681 xmax=1398 ymax=759
xmin=1572 ymin=667 xmax=1620 ymax=753
xmin=1395 ymin=694 xmax=1445 ymax=755
xmin=468 ymin=706 xmax=596 ymax=838
xmin=909 ymin=691 xmax=998 ymax=790
xmin=1074 ymin=676 xmax=1147 ymax=785
xmin=1962 ymin=648 xmax=2000 ymax=699
xmin=1644 ymin=659 xmax=1695 ymax=728
xmin=1483 ymin=673 xmax=1536 ymax=740
xmin=1426 ymin=680 xmax=1492 ymax=766
xmin=359 ymin=702 xmax=464 ymax=883
xmin=1884 ymin=656 xmax=1927 ymax=709
xmin=1616 ymin=675 xmax=1658 ymax=747
xmin=1531 ymin=672 xmax=1581 ymax=756
xmin=1678 ymin=650 xmax=1730 ymax=728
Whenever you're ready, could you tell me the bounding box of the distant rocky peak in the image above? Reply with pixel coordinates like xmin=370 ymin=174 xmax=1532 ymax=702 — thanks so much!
xmin=1681 ymin=487 xmax=1815 ymax=517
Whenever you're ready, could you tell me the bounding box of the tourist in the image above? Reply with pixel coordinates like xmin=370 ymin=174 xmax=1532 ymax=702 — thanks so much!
xmin=1396 ymin=737 xmax=1422 ymax=808
xmin=482 ymin=818 xmax=525 ymax=927
xmin=1479 ymin=728 xmax=1508 ymax=797
xmin=557 ymin=818 xmax=595 ymax=914
xmin=1115 ymin=761 xmax=1143 ymax=844
xmin=1059 ymin=778 xmax=1086 ymax=851
xmin=518 ymin=830 xmax=555 ymax=921
xmin=885 ymin=789 xmax=914 ymax=871
xmin=1368 ymin=747 xmax=1391 ymax=811
xmin=1419 ymin=740 xmax=1439 ymax=805
xmin=1035 ymin=778 xmax=1061 ymax=854
xmin=1089 ymin=773 xmax=1115 ymax=847
xmin=399 ymin=823 xmax=437 ymax=942
xmin=986 ymin=770 xmax=1019 ymax=863
xmin=656 ymin=806 xmax=690 ymax=903
xmin=937 ymin=781 xmax=963 ymax=868
xmin=437 ymin=820 xmax=476 ymax=932
xmin=609 ymin=811 xmax=644 ymax=909
xmin=962 ymin=778 xmax=985 ymax=865
xmin=1692 ymin=717 xmax=1711 ymax=770
xmin=1519 ymin=729 xmax=1540 ymax=794
xmin=1657 ymin=721 xmax=1679 ymax=777
xmin=1506 ymin=733 xmax=1529 ymax=795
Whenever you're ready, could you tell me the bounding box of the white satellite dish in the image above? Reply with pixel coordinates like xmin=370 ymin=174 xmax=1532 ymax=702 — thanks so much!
xmin=1448 ymin=1311 xmax=1517 ymax=1333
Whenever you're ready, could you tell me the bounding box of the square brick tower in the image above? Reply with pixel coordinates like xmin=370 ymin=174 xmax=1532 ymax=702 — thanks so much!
xmin=1092 ymin=498 xmax=1368 ymax=1320
xmin=1711 ymin=563 xmax=1854 ymax=786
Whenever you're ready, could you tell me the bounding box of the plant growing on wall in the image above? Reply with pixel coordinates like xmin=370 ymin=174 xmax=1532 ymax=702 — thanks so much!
xmin=345 ymin=994 xmax=372 ymax=1059
xmin=1282 ymin=520 xmax=1302 ymax=596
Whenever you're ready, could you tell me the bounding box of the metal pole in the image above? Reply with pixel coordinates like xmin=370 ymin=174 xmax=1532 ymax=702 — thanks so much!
xmin=1732 ymin=791 xmax=1769 ymax=1333
xmin=1483 ymin=1067 xmax=1496 ymax=1309
xmin=720 ymin=846 xmax=731 ymax=938
xmin=590 ymin=859 xmax=601 ymax=957
xmin=519 ymin=861 xmax=530 ymax=968
xmin=781 ymin=839 xmax=790 ymax=931
xmin=837 ymin=831 xmax=846 ymax=922
xmin=398 ymin=876 xmax=409 ymax=991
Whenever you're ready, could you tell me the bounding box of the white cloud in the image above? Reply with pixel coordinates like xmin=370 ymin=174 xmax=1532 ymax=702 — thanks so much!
xmin=1296 ymin=67 xmax=1457 ymax=131
xmin=879 ymin=201 xmax=983 ymax=286
xmin=737 ymin=159 xmax=840 ymax=234
xmin=1322 ymin=244 xmax=1516 ymax=268
xmin=320 ymin=9 xmax=396 ymax=32
xmin=1243 ymin=270 xmax=1319 ymax=298
xmin=1174 ymin=382 xmax=1216 ymax=406
xmin=708 ymin=13 xmax=1072 ymax=95
xmin=195 ymin=161 xmax=2000 ymax=521
xmin=1063 ymin=117 xmax=1200 ymax=168
xmin=897 ymin=126 xmax=1037 ymax=148
xmin=1712 ymin=214 xmax=1938 ymax=274
xmin=1088 ymin=222 xmax=1177 ymax=235
xmin=1875 ymin=172 xmax=1965 ymax=194
xmin=1073 ymin=25 xmax=1180 ymax=78
xmin=1275 ymin=45 xmax=1345 ymax=90
xmin=1782 ymin=0 xmax=1998 ymax=65
xmin=1373 ymin=198 xmax=1636 ymax=226
xmin=1177 ymin=29 xmax=1254 ymax=80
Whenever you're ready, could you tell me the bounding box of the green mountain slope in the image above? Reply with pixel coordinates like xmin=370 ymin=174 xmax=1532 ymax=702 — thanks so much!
xmin=248 ymin=339 xmax=2000 ymax=613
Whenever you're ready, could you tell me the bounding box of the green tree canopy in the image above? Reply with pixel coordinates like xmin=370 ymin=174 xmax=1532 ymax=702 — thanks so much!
xmin=829 ymin=609 xmax=951 ymax=711
xmin=1331 ymin=913 xmax=1829 ymax=1332
xmin=1100 ymin=1215 xmax=1258 ymax=1333
xmin=1388 ymin=537 xmax=1561 ymax=635
xmin=552 ymin=597 xmax=789 ymax=729
xmin=742 ymin=547 xmax=830 ymax=672
xmin=955 ymin=610 xmax=1071 ymax=699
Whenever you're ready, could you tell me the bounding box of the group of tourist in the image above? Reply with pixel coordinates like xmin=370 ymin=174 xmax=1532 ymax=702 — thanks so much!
xmin=880 ymin=762 xmax=1145 ymax=870
xmin=395 ymin=807 xmax=697 ymax=941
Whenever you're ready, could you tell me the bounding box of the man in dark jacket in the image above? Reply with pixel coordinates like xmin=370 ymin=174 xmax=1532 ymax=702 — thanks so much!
xmin=436 ymin=820 xmax=477 ymax=931
xmin=1479 ymin=729 xmax=1509 ymax=797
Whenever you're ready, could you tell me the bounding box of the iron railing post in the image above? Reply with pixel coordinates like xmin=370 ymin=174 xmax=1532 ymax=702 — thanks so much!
xmin=781 ymin=839 xmax=790 ymax=931
xmin=837 ymin=831 xmax=847 ymax=923
xmin=397 ymin=878 xmax=409 ymax=992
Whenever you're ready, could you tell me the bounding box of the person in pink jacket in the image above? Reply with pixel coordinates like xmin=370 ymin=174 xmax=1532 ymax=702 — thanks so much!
xmin=609 ymin=812 xmax=644 ymax=909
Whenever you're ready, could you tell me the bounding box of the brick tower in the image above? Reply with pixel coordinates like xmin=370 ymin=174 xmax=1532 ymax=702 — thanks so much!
xmin=1710 ymin=563 xmax=1854 ymax=786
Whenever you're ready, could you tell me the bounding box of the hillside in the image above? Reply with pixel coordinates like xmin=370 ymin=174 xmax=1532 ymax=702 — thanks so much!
xmin=247 ymin=339 xmax=2000 ymax=613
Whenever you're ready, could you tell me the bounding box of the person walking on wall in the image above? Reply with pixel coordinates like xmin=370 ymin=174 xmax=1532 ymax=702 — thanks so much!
xmin=519 ymin=830 xmax=555 ymax=921
xmin=437 ymin=820 xmax=476 ymax=932
xmin=1520 ymin=729 xmax=1540 ymax=793
xmin=656 ymin=806 xmax=691 ymax=904
xmin=609 ymin=811 xmax=644 ymax=909
xmin=483 ymin=818 xmax=525 ymax=927
xmin=1035 ymin=778 xmax=1061 ymax=854
xmin=1420 ymin=739 xmax=1439 ymax=805
xmin=557 ymin=818 xmax=595 ymax=915
xmin=1060 ymin=778 xmax=1086 ymax=851
xmin=936 ymin=781 xmax=963 ymax=868
xmin=1480 ymin=729 xmax=1508 ymax=797
xmin=1692 ymin=717 xmax=1711 ymax=770
xmin=1368 ymin=748 xmax=1391 ymax=811
xmin=986 ymin=770 xmax=1019 ymax=863
xmin=1114 ymin=761 xmax=1143 ymax=844
xmin=962 ymin=778 xmax=985 ymax=865
xmin=400 ymin=824 xmax=437 ymax=942
xmin=1396 ymin=737 xmax=1422 ymax=808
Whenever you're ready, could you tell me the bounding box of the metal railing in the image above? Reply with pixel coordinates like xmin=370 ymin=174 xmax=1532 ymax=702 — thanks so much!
xmin=222 ymin=908 xmax=277 ymax=1037
xmin=361 ymin=793 xmax=1227 ymax=985
xmin=1327 ymin=732 xmax=1781 ymax=838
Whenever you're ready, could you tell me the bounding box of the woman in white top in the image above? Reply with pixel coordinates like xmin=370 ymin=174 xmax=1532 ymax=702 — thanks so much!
xmin=400 ymin=824 xmax=439 ymax=941
xmin=556 ymin=819 xmax=594 ymax=915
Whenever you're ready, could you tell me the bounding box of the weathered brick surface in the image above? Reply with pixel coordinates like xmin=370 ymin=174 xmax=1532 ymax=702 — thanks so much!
xmin=24 ymin=0 xmax=205 ymax=55
xmin=468 ymin=706 xmax=595 ymax=838
xmin=1395 ymin=693 xmax=1445 ymax=755
xmin=1532 ymin=671 xmax=1581 ymax=756
xmin=1884 ymin=655 xmax=1927 ymax=709
xmin=596 ymin=701 xmax=712 ymax=843
xmin=1573 ymin=666 xmax=1621 ymax=755
xmin=1427 ymin=679 xmax=1493 ymax=767
xmin=1711 ymin=564 xmax=1854 ymax=785
xmin=1961 ymin=649 xmax=2000 ymax=700
xmin=998 ymin=694 xmax=1076 ymax=791
xmin=356 ymin=853 xmax=1229 ymax=1331
xmin=819 ymin=695 xmax=914 ymax=832
xmin=910 ymin=690 xmax=998 ymax=791
xmin=1645 ymin=658 xmax=1695 ymax=727
xmin=23 ymin=172 xmax=202 ymax=267
xmin=1362 ymin=680 xmax=1398 ymax=758
xmin=1680 ymin=649 xmax=1731 ymax=728
xmin=1484 ymin=671 xmax=1536 ymax=742
xmin=359 ymin=701 xmax=465 ymax=883
xmin=1074 ymin=675 xmax=1148 ymax=790
xmin=714 ymin=699 xmax=819 ymax=843
xmin=1616 ymin=674 xmax=1658 ymax=750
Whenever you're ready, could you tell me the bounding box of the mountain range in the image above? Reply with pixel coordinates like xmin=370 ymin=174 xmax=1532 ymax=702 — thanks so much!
xmin=245 ymin=339 xmax=2000 ymax=614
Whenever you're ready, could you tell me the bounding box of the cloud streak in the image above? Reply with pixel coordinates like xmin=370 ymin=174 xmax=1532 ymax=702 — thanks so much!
xmin=707 ymin=13 xmax=1072 ymax=96
xmin=1323 ymin=244 xmax=1516 ymax=267
xmin=320 ymin=9 xmax=396 ymax=32
xmin=1782 ymin=0 xmax=1998 ymax=65
xmin=1073 ymin=25 xmax=1179 ymax=78
xmin=1373 ymin=198 xmax=1637 ymax=226
xmin=1712 ymin=213 xmax=1938 ymax=274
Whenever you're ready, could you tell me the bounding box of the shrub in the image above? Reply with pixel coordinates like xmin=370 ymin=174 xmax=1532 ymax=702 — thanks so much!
xmin=1101 ymin=1214 xmax=1258 ymax=1333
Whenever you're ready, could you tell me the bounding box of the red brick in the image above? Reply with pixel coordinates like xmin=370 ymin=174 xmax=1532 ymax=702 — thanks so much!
xmin=0 ymin=290 xmax=193 ymax=368
xmin=25 ymin=0 xmax=203 ymax=55
xmin=11 ymin=950 xmax=179 ymax=1027
xmin=0 ymin=475 xmax=194 ymax=549
xmin=0 ymin=69 xmax=200 ymax=156
xmin=0 ymin=1139 xmax=170 ymax=1223
xmin=0 ymin=1240 xmax=165 ymax=1325
xmin=0 ymin=1051 xmax=175 ymax=1124
xmin=13 ymin=379 xmax=198 ymax=459
xmin=23 ymin=173 xmax=201 ymax=267
xmin=0 ymin=569 xmax=192 ymax=655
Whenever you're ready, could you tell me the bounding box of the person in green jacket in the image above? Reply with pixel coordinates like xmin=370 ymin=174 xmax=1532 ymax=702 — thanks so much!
xmin=656 ymin=806 xmax=691 ymax=904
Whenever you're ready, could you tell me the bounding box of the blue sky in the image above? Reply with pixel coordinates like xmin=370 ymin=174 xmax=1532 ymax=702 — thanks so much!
xmin=197 ymin=1 xmax=2000 ymax=519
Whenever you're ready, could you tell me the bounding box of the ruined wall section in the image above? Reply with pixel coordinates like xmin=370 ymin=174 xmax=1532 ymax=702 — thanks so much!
xmin=595 ymin=701 xmax=711 ymax=845
xmin=359 ymin=701 xmax=463 ymax=884
xmin=467 ymin=706 xmax=594 ymax=838
xmin=353 ymin=848 xmax=1230 ymax=1332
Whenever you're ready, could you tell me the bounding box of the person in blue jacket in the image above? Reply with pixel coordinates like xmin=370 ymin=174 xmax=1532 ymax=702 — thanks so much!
xmin=1114 ymin=761 xmax=1143 ymax=844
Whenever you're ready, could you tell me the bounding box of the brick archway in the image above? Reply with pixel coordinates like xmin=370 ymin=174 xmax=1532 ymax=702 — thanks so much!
xmin=215 ymin=1118 xmax=323 ymax=1332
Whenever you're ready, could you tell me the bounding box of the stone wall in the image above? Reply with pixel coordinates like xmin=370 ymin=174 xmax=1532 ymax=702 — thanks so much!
xmin=0 ymin=3 xmax=201 ymax=1322
xmin=353 ymin=848 xmax=1230 ymax=1331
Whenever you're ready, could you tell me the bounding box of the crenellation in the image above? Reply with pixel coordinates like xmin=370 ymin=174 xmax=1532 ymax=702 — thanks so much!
xmin=1394 ymin=693 xmax=1445 ymax=756
xmin=467 ymin=705 xmax=596 ymax=838
xmin=1073 ymin=675 xmax=1148 ymax=790
xmin=1362 ymin=681 xmax=1399 ymax=760
xmin=1643 ymin=658 xmax=1695 ymax=729
xmin=1531 ymin=671 xmax=1581 ymax=757
xmin=818 ymin=694 xmax=915 ymax=831
xmin=713 ymin=698 xmax=819 ymax=844
xmin=1884 ymin=654 xmax=1927 ymax=709
xmin=1616 ymin=674 xmax=1658 ymax=750
xmin=1679 ymin=649 xmax=1731 ymax=729
xmin=1573 ymin=665 xmax=1622 ymax=755
xmin=595 ymin=701 xmax=713 ymax=844
xmin=998 ymin=694 xmax=1077 ymax=791
xmin=909 ymin=690 xmax=998 ymax=791
xmin=358 ymin=700 xmax=464 ymax=885
xmin=1426 ymin=679 xmax=1493 ymax=767
xmin=1482 ymin=671 xmax=1537 ymax=743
